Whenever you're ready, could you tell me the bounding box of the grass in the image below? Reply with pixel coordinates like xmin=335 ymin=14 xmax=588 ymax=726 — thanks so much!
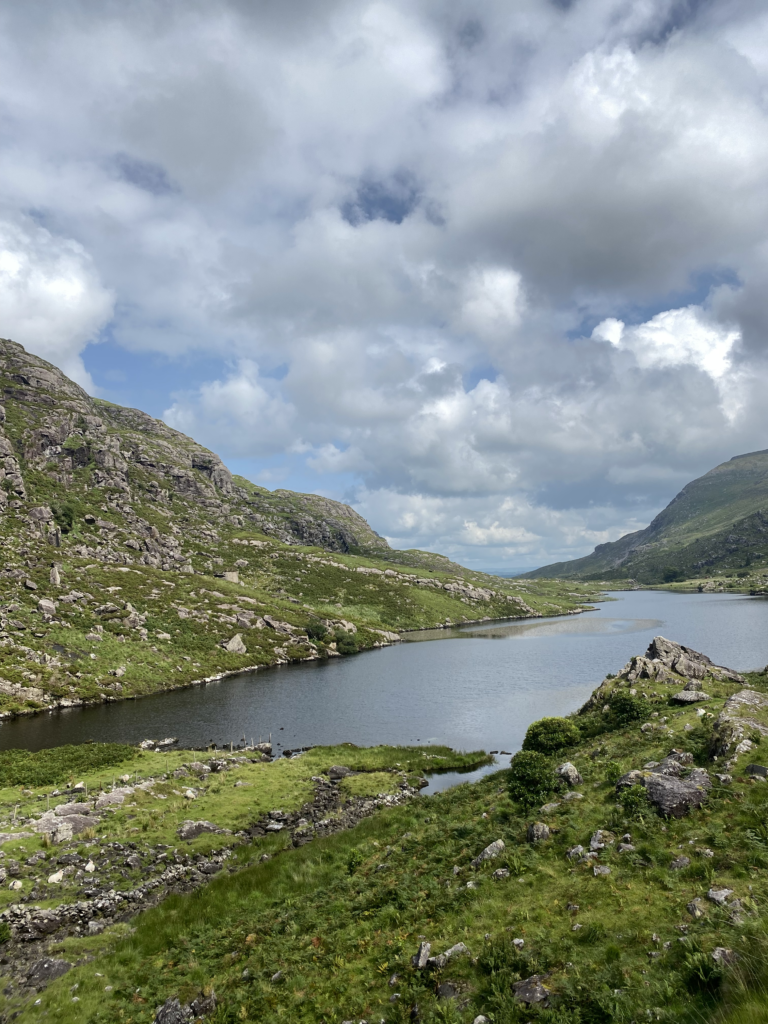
xmin=9 ymin=672 xmax=768 ymax=1023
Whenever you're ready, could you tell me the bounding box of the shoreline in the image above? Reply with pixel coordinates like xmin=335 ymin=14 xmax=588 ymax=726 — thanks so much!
xmin=0 ymin=606 xmax=595 ymax=728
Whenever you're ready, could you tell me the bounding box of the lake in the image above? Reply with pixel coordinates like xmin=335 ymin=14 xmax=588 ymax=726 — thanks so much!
xmin=2 ymin=590 xmax=767 ymax=791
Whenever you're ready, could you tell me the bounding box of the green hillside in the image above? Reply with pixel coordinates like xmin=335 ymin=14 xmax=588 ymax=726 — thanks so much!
xmin=524 ymin=450 xmax=768 ymax=583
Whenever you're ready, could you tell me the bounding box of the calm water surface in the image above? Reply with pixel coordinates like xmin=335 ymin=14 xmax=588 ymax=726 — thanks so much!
xmin=2 ymin=590 xmax=767 ymax=790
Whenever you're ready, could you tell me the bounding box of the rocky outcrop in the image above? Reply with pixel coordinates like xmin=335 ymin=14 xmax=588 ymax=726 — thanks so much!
xmin=616 ymin=749 xmax=712 ymax=817
xmin=710 ymin=689 xmax=768 ymax=766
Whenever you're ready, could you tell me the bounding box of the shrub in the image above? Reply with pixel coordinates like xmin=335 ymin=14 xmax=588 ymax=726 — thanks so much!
xmin=604 ymin=760 xmax=623 ymax=785
xmin=508 ymin=750 xmax=554 ymax=808
xmin=305 ymin=620 xmax=328 ymax=642
xmin=51 ymin=499 xmax=78 ymax=534
xmin=523 ymin=717 xmax=580 ymax=754
xmin=0 ymin=921 xmax=10 ymax=944
xmin=610 ymin=691 xmax=652 ymax=725
xmin=683 ymin=950 xmax=724 ymax=993
xmin=346 ymin=849 xmax=364 ymax=874
xmin=334 ymin=629 xmax=359 ymax=655
xmin=618 ymin=784 xmax=649 ymax=818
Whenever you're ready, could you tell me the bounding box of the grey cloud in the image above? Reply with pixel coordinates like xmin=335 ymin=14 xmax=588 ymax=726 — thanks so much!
xmin=0 ymin=0 xmax=767 ymax=566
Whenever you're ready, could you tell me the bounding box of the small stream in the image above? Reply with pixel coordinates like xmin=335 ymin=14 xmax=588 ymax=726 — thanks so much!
xmin=2 ymin=590 xmax=768 ymax=793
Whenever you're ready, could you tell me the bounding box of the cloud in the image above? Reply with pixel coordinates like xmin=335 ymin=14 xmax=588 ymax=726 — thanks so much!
xmin=592 ymin=307 xmax=740 ymax=380
xmin=1 ymin=0 xmax=768 ymax=565
xmin=0 ymin=214 xmax=113 ymax=387
xmin=163 ymin=360 xmax=297 ymax=457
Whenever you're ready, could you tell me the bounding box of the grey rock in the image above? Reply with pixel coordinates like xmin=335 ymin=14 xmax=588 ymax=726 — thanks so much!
xmin=556 ymin=762 xmax=583 ymax=787
xmin=512 ymin=938 xmax=524 ymax=949
xmin=153 ymin=997 xmax=192 ymax=1024
xmin=527 ymin=821 xmax=549 ymax=843
xmin=190 ymin=990 xmax=217 ymax=1017
xmin=671 ymin=691 xmax=711 ymax=704
xmin=713 ymin=947 xmax=737 ymax=965
xmin=26 ymin=959 xmax=72 ymax=988
xmin=590 ymin=829 xmax=615 ymax=851
xmin=593 ymin=865 xmax=611 ymax=876
xmin=471 ymin=838 xmax=505 ymax=868
xmin=436 ymin=982 xmax=458 ymax=1000
xmin=412 ymin=941 xmax=431 ymax=969
xmin=328 ymin=765 xmax=355 ymax=780
xmin=427 ymin=943 xmax=468 ymax=970
xmin=512 ymin=975 xmax=550 ymax=1005
xmin=492 ymin=868 xmax=510 ymax=880
xmin=707 ymin=887 xmax=734 ymax=906
xmin=617 ymin=843 xmax=636 ymax=853
xmin=746 ymin=764 xmax=768 ymax=778
xmin=177 ymin=820 xmax=220 ymax=841
xmin=567 ymin=845 xmax=585 ymax=860
xmin=540 ymin=802 xmax=561 ymax=814
xmin=669 ymin=856 xmax=690 ymax=870
xmin=222 ymin=633 xmax=246 ymax=654
xmin=563 ymin=791 xmax=583 ymax=801
xmin=643 ymin=771 xmax=711 ymax=818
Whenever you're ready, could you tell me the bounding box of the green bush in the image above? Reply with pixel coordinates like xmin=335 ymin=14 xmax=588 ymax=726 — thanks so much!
xmin=0 ymin=921 xmax=10 ymax=944
xmin=523 ymin=716 xmax=580 ymax=754
xmin=683 ymin=950 xmax=724 ymax=993
xmin=305 ymin=619 xmax=328 ymax=642
xmin=618 ymin=784 xmax=649 ymax=818
xmin=334 ymin=629 xmax=359 ymax=655
xmin=610 ymin=691 xmax=652 ymax=725
xmin=508 ymin=750 xmax=554 ymax=808
xmin=604 ymin=760 xmax=623 ymax=785
xmin=346 ymin=849 xmax=364 ymax=875
xmin=51 ymin=499 xmax=79 ymax=534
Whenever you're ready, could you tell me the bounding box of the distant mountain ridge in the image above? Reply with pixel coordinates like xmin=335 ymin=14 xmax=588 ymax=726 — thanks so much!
xmin=523 ymin=449 xmax=768 ymax=582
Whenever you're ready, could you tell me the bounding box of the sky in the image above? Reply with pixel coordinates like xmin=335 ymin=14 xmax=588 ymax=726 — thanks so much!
xmin=1 ymin=0 xmax=768 ymax=570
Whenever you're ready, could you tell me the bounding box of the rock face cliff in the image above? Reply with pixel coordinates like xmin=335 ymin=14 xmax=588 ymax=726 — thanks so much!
xmin=0 ymin=338 xmax=389 ymax=558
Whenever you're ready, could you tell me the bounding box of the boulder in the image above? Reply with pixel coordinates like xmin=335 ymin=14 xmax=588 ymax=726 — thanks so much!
xmin=177 ymin=820 xmax=221 ymax=841
xmin=707 ymin=887 xmax=734 ymax=906
xmin=687 ymin=898 xmax=706 ymax=919
xmin=328 ymin=765 xmax=355 ymax=780
xmin=671 ymin=691 xmax=711 ymax=704
xmin=644 ymin=772 xmax=710 ymax=818
xmin=222 ymin=633 xmax=246 ymax=654
xmin=427 ymin=942 xmax=468 ymax=969
xmin=412 ymin=941 xmax=431 ymax=969
xmin=590 ymin=830 xmax=615 ymax=851
xmin=669 ymin=856 xmax=690 ymax=870
xmin=556 ymin=762 xmax=583 ymax=787
xmin=153 ymin=998 xmax=192 ymax=1024
xmin=527 ymin=821 xmax=550 ymax=843
xmin=26 ymin=958 xmax=72 ymax=989
xmin=513 ymin=975 xmax=550 ymax=1006
xmin=471 ymin=839 xmax=505 ymax=868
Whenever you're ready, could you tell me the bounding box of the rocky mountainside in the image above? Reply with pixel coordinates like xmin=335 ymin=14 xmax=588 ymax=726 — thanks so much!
xmin=524 ymin=449 xmax=768 ymax=583
xmin=0 ymin=339 xmax=597 ymax=718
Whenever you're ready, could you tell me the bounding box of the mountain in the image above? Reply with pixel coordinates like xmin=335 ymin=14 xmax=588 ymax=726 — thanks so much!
xmin=524 ymin=449 xmax=768 ymax=583
xmin=0 ymin=339 xmax=597 ymax=718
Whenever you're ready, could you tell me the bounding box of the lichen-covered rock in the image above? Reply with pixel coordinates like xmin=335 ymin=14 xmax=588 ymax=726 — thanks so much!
xmin=527 ymin=822 xmax=550 ymax=843
xmin=513 ymin=975 xmax=551 ymax=1005
xmin=471 ymin=839 xmax=505 ymax=868
xmin=556 ymin=762 xmax=583 ymax=787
